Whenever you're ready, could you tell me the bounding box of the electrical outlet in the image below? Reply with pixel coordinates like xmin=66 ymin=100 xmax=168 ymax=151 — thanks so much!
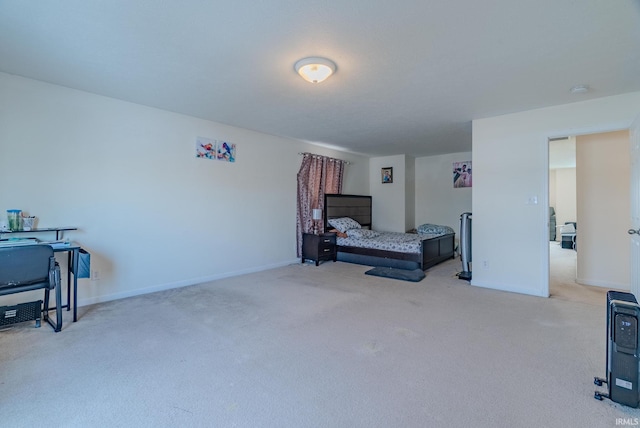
xmin=482 ymin=260 xmax=489 ymax=269
xmin=91 ymin=269 xmax=100 ymax=280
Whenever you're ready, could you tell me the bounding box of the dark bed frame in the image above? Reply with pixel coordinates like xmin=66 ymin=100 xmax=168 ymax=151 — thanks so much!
xmin=323 ymin=194 xmax=455 ymax=270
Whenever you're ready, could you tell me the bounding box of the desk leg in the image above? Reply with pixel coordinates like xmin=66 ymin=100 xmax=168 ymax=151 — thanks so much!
xmin=66 ymin=252 xmax=71 ymax=311
xmin=72 ymin=248 xmax=79 ymax=322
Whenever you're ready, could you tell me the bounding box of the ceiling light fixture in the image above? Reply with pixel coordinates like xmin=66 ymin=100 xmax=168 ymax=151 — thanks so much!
xmin=570 ymin=84 xmax=590 ymax=94
xmin=294 ymin=57 xmax=336 ymax=83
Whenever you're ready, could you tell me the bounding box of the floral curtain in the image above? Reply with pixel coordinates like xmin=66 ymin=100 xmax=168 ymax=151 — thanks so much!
xmin=296 ymin=153 xmax=345 ymax=256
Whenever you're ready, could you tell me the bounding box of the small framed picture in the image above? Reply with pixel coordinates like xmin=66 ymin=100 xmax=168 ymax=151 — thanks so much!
xmin=453 ymin=161 xmax=472 ymax=188
xmin=381 ymin=167 xmax=393 ymax=183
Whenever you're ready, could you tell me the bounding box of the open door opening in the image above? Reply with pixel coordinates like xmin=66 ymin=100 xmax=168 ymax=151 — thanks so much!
xmin=548 ymin=130 xmax=632 ymax=304
xmin=549 ymin=137 xmax=580 ymax=301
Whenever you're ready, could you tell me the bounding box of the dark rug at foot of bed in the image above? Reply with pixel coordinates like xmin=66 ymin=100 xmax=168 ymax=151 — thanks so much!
xmin=364 ymin=267 xmax=426 ymax=282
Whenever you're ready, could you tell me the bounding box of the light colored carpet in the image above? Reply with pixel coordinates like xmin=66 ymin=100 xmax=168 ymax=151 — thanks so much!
xmin=549 ymin=241 xmax=610 ymax=306
xmin=1 ymin=257 xmax=638 ymax=427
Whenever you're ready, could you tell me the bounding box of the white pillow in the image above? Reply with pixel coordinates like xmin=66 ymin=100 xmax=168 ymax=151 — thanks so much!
xmin=346 ymin=229 xmax=380 ymax=239
xmin=328 ymin=217 xmax=362 ymax=233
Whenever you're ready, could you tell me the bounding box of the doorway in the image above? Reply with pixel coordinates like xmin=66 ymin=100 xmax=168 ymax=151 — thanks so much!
xmin=548 ymin=136 xmax=582 ymax=302
xmin=548 ymin=131 xmax=631 ymax=304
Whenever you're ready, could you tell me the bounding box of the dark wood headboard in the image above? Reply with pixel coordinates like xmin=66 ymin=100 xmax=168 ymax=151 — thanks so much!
xmin=324 ymin=194 xmax=372 ymax=231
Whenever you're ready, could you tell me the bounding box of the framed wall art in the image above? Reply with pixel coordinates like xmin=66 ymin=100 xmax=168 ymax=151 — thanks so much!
xmin=453 ymin=161 xmax=472 ymax=188
xmin=196 ymin=136 xmax=216 ymax=159
xmin=216 ymin=141 xmax=236 ymax=163
xmin=196 ymin=137 xmax=236 ymax=163
xmin=381 ymin=167 xmax=393 ymax=183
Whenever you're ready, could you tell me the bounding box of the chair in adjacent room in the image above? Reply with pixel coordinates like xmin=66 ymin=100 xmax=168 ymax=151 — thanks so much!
xmin=0 ymin=245 xmax=63 ymax=331
xmin=560 ymin=222 xmax=577 ymax=250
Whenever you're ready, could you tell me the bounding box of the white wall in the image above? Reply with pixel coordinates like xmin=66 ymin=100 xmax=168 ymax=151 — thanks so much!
xmin=369 ymin=155 xmax=407 ymax=232
xmin=473 ymin=91 xmax=640 ymax=297
xmin=549 ymin=170 xmax=557 ymax=214
xmin=0 ymin=72 xmax=369 ymax=306
xmin=415 ymin=152 xmax=472 ymax=240
xmin=405 ymin=156 xmax=415 ymax=232
xmin=576 ymin=130 xmax=630 ymax=289
xmin=368 ymin=152 xmax=473 ymax=240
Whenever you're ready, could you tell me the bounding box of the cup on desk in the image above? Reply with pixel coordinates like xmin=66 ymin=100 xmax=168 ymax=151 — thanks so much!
xmin=22 ymin=216 xmax=36 ymax=231
xmin=7 ymin=210 xmax=22 ymax=231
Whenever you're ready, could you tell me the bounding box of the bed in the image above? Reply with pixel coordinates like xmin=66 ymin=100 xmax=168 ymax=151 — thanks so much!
xmin=324 ymin=194 xmax=455 ymax=270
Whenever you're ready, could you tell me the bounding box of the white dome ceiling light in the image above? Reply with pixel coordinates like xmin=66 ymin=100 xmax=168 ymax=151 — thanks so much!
xmin=294 ymin=57 xmax=336 ymax=83
xmin=570 ymin=84 xmax=590 ymax=94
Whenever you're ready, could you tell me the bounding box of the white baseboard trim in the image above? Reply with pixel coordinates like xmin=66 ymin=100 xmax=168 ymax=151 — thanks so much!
xmin=471 ymin=280 xmax=548 ymax=298
xmin=575 ymin=277 xmax=630 ymax=291
xmin=77 ymin=259 xmax=300 ymax=308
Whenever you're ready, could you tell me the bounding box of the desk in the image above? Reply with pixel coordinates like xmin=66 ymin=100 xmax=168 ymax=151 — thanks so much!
xmin=0 ymin=227 xmax=77 ymax=241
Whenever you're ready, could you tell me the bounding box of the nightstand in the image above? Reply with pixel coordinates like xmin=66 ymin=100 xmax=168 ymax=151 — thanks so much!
xmin=302 ymin=233 xmax=337 ymax=266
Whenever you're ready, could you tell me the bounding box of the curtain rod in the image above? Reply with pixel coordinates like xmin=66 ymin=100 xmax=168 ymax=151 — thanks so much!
xmin=298 ymin=152 xmax=351 ymax=165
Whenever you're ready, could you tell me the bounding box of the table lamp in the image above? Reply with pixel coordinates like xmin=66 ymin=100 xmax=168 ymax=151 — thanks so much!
xmin=312 ymin=208 xmax=322 ymax=234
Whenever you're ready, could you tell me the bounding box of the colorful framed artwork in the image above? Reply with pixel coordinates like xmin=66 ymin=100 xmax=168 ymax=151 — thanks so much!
xmin=196 ymin=137 xmax=236 ymax=162
xmin=381 ymin=167 xmax=393 ymax=183
xmin=196 ymin=136 xmax=216 ymax=159
xmin=453 ymin=161 xmax=472 ymax=188
xmin=216 ymin=141 xmax=236 ymax=163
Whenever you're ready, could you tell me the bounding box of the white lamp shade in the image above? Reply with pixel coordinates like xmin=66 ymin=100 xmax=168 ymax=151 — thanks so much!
xmin=295 ymin=57 xmax=336 ymax=83
xmin=312 ymin=208 xmax=323 ymax=220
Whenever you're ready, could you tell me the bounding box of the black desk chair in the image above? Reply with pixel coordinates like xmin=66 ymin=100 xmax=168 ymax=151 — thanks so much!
xmin=0 ymin=245 xmax=63 ymax=332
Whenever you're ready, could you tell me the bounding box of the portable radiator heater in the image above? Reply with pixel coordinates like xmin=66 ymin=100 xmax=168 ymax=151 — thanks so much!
xmin=594 ymin=291 xmax=640 ymax=407
xmin=458 ymin=212 xmax=472 ymax=281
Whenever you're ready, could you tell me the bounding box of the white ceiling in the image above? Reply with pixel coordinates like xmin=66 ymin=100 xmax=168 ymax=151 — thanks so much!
xmin=1 ymin=1 xmax=639 ymax=158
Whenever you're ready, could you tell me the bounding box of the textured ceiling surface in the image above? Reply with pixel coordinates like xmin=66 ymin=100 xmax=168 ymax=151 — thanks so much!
xmin=1 ymin=1 xmax=639 ymax=157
